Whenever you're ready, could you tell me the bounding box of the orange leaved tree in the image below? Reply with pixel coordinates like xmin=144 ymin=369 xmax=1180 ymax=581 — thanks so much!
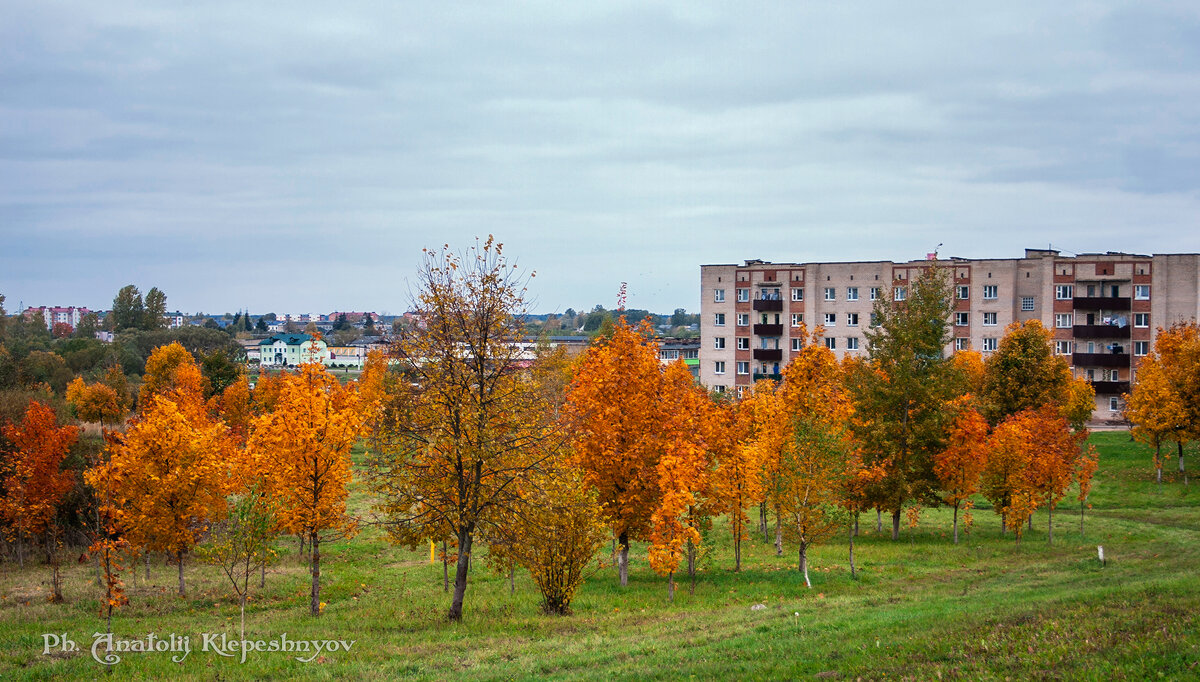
xmin=710 ymin=394 xmax=760 ymax=571
xmin=86 ymin=379 xmax=232 ymax=596
xmin=567 ymin=317 xmax=670 ymax=587
xmin=1125 ymin=354 xmax=1187 ymax=485
xmin=774 ymin=333 xmax=856 ymax=587
xmin=247 ymin=362 xmax=362 ymax=616
xmin=66 ymin=377 xmax=126 ymax=427
xmin=1020 ymin=405 xmax=1086 ymax=544
xmin=370 ymin=238 xmax=558 ymax=622
xmin=648 ymin=360 xmax=712 ymax=601
xmin=0 ymin=401 xmax=77 ymax=599
xmin=934 ymin=403 xmax=990 ymax=544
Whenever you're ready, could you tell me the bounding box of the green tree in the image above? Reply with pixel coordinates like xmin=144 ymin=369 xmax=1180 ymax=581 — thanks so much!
xmin=74 ymin=312 xmax=100 ymax=339
xmin=111 ymin=285 xmax=145 ymax=330
xmin=143 ymin=287 xmax=167 ymax=331
xmin=848 ymin=263 xmax=958 ymax=539
xmin=979 ymin=320 xmax=1072 ymax=425
xmin=255 ymin=317 xmax=269 ymax=332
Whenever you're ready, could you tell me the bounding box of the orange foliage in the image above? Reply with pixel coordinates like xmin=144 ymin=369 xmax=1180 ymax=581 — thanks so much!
xmin=66 ymin=377 xmax=125 ymax=426
xmin=934 ymin=403 xmax=989 ymax=543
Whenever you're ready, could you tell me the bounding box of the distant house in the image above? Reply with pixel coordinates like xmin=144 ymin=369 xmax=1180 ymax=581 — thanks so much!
xmin=258 ymin=333 xmax=328 ymax=367
xmin=165 ymin=311 xmax=186 ymax=329
xmin=658 ymin=338 xmax=700 ymax=379
xmin=23 ymin=305 xmax=91 ymax=331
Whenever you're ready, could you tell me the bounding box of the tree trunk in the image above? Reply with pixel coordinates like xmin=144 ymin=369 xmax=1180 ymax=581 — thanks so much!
xmin=1080 ymin=499 xmax=1085 ymax=536
xmin=145 ymin=553 xmax=150 ymax=581
xmin=260 ymin=562 xmax=266 ymax=589
xmin=849 ymin=521 xmax=856 ymax=580
xmin=618 ymin=531 xmax=630 ymax=587
xmin=667 ymin=571 xmax=675 ymax=603
xmin=509 ymin=566 xmax=515 ymax=595
xmin=891 ymin=508 xmax=901 ymax=541
xmin=734 ymin=526 xmax=742 ymax=572
xmin=447 ymin=529 xmax=473 ymax=622
xmin=799 ymin=541 xmax=810 ymax=588
xmin=442 ymin=539 xmax=449 ymax=592
xmin=1179 ymin=440 xmax=1188 ymax=485
xmin=177 ymin=551 xmax=186 ymax=597
xmin=876 ymin=508 xmax=882 ymax=533
xmin=16 ymin=535 xmax=23 ymax=569
xmin=298 ymin=534 xmax=305 ymax=561
xmin=1028 ymin=514 xmax=1033 ymax=532
xmin=1156 ymin=442 xmax=1162 ymax=487
xmin=1047 ymin=505 xmax=1053 ymax=544
xmin=1001 ymin=512 xmax=1006 ymax=536
xmin=760 ymin=504 xmax=769 ymax=542
xmin=687 ymin=541 xmax=696 ymax=579
xmin=774 ymin=512 xmax=783 ymax=557
xmin=952 ymin=504 xmax=959 ymax=545
xmin=309 ymin=532 xmax=320 ymax=616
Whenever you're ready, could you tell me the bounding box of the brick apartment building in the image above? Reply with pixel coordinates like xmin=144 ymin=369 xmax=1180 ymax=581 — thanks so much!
xmin=700 ymin=249 xmax=1200 ymax=418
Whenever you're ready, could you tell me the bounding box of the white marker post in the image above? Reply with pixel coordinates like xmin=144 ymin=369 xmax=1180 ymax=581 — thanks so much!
xmin=1098 ymin=545 xmax=1105 ymax=566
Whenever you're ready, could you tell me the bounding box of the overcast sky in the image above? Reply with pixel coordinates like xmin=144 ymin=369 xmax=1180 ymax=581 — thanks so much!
xmin=3 ymin=1 xmax=1199 ymax=316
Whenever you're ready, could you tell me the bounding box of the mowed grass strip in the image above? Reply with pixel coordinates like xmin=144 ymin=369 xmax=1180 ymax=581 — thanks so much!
xmin=0 ymin=431 xmax=1197 ymax=680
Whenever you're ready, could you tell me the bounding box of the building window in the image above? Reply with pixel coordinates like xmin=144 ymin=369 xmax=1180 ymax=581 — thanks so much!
xmin=982 ymin=337 xmax=998 ymax=352
xmin=791 ymin=287 xmax=804 ymax=302
xmin=714 ymin=337 xmax=726 ymax=350
xmin=847 ymin=287 xmax=859 ymax=301
xmin=847 ymin=313 xmax=859 ymax=326
xmin=983 ymin=313 xmax=998 ymax=326
xmin=791 ymin=313 xmax=804 ymax=327
xmin=1109 ymin=397 xmax=1120 ymax=412
xmin=714 ymin=313 xmax=726 ymax=326
xmin=736 ymin=288 xmax=749 ymax=302
xmin=714 ymin=289 xmax=725 ymax=303
xmin=737 ymin=337 xmax=749 ymax=350
xmin=870 ymin=287 xmax=880 ymax=300
xmin=1021 ymin=297 xmax=1035 ymax=311
xmin=737 ymin=313 xmax=749 ymax=326
xmin=824 ymin=287 xmax=836 ymax=301
xmin=1055 ymin=340 xmax=1073 ymax=355
xmin=714 ymin=361 xmax=726 ymax=374
xmin=983 ymin=285 xmax=998 ymax=300
xmin=825 ymin=337 xmax=836 ymax=350
xmin=824 ymin=313 xmax=837 ymax=327
xmin=956 ymin=285 xmax=969 ymax=300
xmin=954 ymin=338 xmax=969 ymax=351
xmin=762 ymin=288 xmax=781 ymax=301
xmin=791 ymin=338 xmax=802 ymax=351
xmin=1056 ymin=285 xmax=1073 ymax=300
xmin=714 ymin=385 xmax=726 ymax=394
xmin=736 ymin=386 xmax=745 ymax=398
xmin=894 ymin=286 xmax=907 ymax=301
xmin=955 ymin=312 xmax=969 ymax=327
xmin=846 ymin=337 xmax=859 ymax=351
xmin=736 ymin=361 xmax=750 ymax=375
xmin=870 ymin=313 xmax=880 ymax=328
xmin=1134 ymin=313 xmax=1149 ymax=328
xmin=1055 ymin=313 xmax=1073 ymax=328
xmin=1134 ymin=341 xmax=1148 ymax=356
xmin=1135 ymin=285 xmax=1150 ymax=300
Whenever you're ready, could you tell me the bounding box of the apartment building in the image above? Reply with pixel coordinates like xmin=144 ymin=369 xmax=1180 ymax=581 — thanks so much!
xmin=23 ymin=305 xmax=92 ymax=331
xmin=700 ymin=249 xmax=1200 ymax=417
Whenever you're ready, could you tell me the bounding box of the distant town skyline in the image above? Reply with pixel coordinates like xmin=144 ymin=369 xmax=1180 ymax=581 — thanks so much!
xmin=4 ymin=3 xmax=1200 ymax=314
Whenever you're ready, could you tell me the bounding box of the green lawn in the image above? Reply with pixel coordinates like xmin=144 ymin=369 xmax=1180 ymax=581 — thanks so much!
xmin=1 ymin=432 xmax=1197 ymax=680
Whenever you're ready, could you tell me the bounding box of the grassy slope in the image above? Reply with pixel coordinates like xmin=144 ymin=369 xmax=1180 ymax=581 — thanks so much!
xmin=1 ymin=432 xmax=1197 ymax=680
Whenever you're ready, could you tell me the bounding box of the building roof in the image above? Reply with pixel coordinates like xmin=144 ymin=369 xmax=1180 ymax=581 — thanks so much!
xmin=259 ymin=333 xmax=318 ymax=346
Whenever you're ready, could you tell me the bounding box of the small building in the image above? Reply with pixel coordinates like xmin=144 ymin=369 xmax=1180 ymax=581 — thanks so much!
xmin=258 ymin=333 xmax=328 ymax=367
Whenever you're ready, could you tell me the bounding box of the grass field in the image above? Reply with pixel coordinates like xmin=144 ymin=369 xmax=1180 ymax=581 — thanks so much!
xmin=1 ymin=431 xmax=1197 ymax=680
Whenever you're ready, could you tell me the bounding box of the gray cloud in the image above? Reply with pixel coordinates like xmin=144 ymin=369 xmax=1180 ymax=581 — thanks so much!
xmin=2 ymin=1 xmax=1200 ymax=315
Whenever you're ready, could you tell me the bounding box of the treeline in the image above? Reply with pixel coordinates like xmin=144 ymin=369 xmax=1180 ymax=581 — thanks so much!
xmin=526 ymin=306 xmax=700 ymax=337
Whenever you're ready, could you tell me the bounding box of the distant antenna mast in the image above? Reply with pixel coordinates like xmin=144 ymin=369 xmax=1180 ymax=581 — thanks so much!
xmin=617 ymin=282 xmax=627 ymax=311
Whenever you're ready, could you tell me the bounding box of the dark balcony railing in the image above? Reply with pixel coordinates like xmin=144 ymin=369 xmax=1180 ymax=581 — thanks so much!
xmin=753 ymin=373 xmax=783 ymax=382
xmin=1072 ymin=352 xmax=1131 ymax=368
xmin=753 ymin=348 xmax=782 ymax=362
xmin=753 ymin=323 xmax=783 ymax=336
xmin=753 ymin=299 xmax=783 ymax=312
xmin=1073 ymin=296 xmax=1131 ymax=311
xmin=1072 ymin=324 xmax=1131 ymax=339
xmin=1089 ymin=380 xmax=1130 ymax=395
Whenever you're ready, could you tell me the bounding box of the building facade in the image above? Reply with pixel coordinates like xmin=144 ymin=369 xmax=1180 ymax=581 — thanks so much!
xmin=700 ymin=249 xmax=1200 ymax=417
xmin=23 ymin=306 xmax=92 ymax=331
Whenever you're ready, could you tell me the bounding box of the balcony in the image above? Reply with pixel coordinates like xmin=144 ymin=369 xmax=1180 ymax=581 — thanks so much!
xmin=753 ymin=373 xmax=782 ymax=382
xmin=753 ymin=298 xmax=783 ymax=312
xmin=1073 ymin=296 xmax=1131 ymax=311
xmin=753 ymin=348 xmax=782 ymax=362
xmin=1072 ymin=352 xmax=1131 ymax=368
xmin=1072 ymin=324 xmax=1131 ymax=339
xmin=753 ymin=323 xmax=783 ymax=336
xmin=1089 ymin=380 xmax=1130 ymax=395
